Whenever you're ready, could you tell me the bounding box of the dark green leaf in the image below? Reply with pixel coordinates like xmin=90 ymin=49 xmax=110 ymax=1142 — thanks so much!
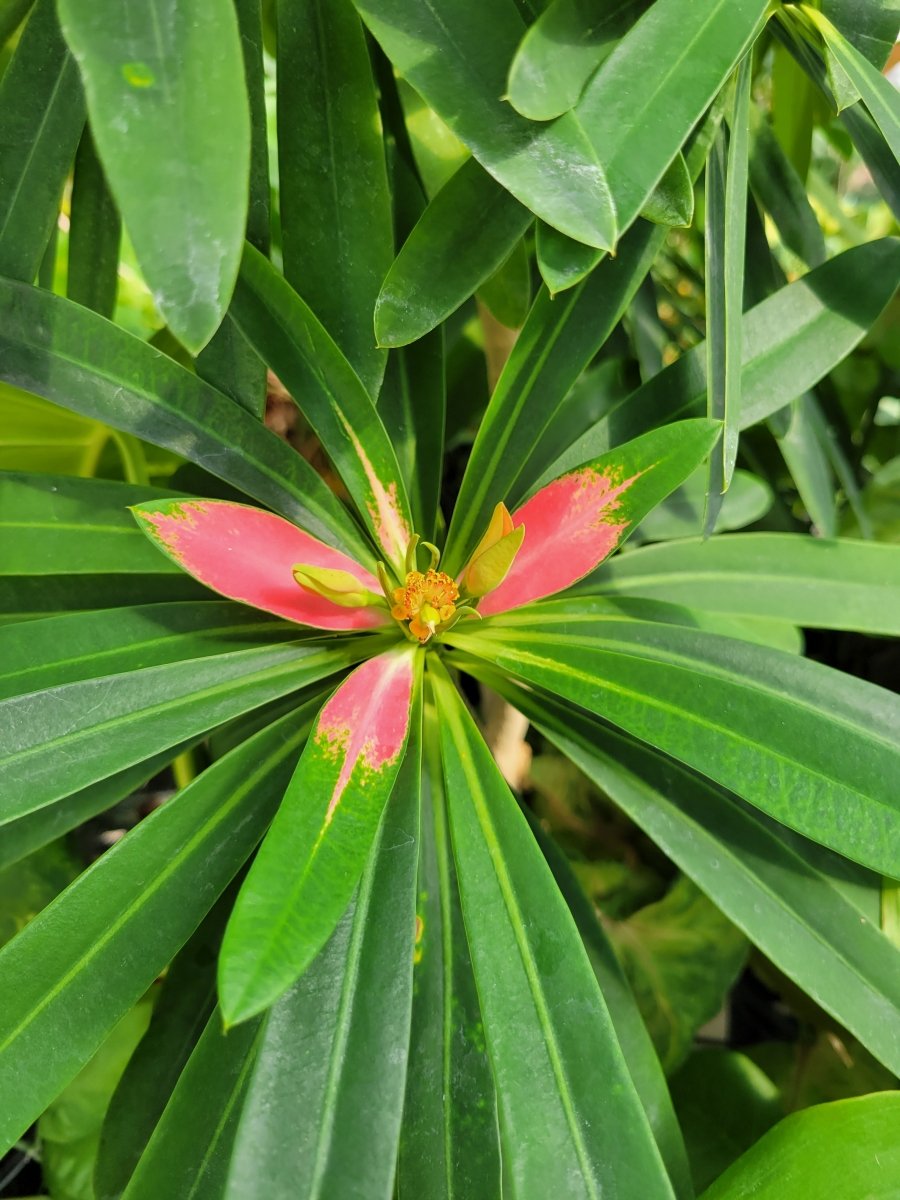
xmin=772 ymin=394 xmax=838 ymax=536
xmin=638 ymin=467 xmax=772 ymax=541
xmin=546 ymin=238 xmax=900 ymax=472
xmin=0 ymin=708 xmax=315 ymax=1157
xmin=57 ymin=0 xmax=251 ymax=351
xmin=0 ymin=0 xmax=84 ymax=281
xmin=585 ymin=532 xmax=900 ymax=635
xmin=531 ymin=817 xmax=694 ymax=1198
xmin=120 ymin=1011 xmax=262 ymax=1200
xmin=460 ymin=665 xmax=900 ymax=1077
xmin=0 ymin=636 xmax=373 ymax=822
xmin=224 ymin=727 xmax=421 ymax=1200
xmin=700 ymin=1094 xmax=900 ymax=1199
xmin=351 ymin=0 xmax=617 ymax=249
xmin=507 ymin=0 xmax=652 ymax=121
xmin=749 ymin=115 xmax=826 ymax=268
xmin=95 ymin=892 xmax=239 ymax=1200
xmin=375 ymin=160 xmax=532 ymax=348
xmin=277 ymin=0 xmax=390 ymax=396
xmin=0 ymin=279 xmax=369 ymax=560
xmin=230 ymin=245 xmax=413 ymax=569
xmin=430 ymin=659 xmax=675 ymax=1200
xmin=573 ymin=0 xmax=767 ymax=237
xmin=452 ymin=613 xmax=900 ymax=875
xmin=67 ymin=127 xmax=121 ymax=318
xmin=397 ymin=707 xmax=501 ymax=1199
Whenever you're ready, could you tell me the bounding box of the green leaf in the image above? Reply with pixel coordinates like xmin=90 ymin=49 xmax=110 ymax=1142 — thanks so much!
xmin=478 ymin=236 xmax=532 ymax=330
xmin=461 ymin=666 xmax=900 ymax=1077
xmin=0 ymin=708 xmax=316 ymax=1157
xmin=429 ymin=658 xmax=676 ymax=1200
xmin=507 ymin=0 xmax=652 ymax=121
xmin=607 ymin=876 xmax=748 ymax=1073
xmin=0 ymin=473 xmax=190 ymax=578
xmin=772 ymin=394 xmax=838 ymax=536
xmin=276 ymin=0 xmax=390 ymax=396
xmin=0 ymin=636 xmax=372 ymax=822
xmin=748 ymin=114 xmax=826 ymax=269
xmin=219 ymin=648 xmax=420 ymax=1023
xmin=670 ymin=1049 xmax=782 ymax=1193
xmin=0 ymin=279 xmax=369 ymax=560
xmin=0 ymin=601 xmax=305 ymax=702
xmin=803 ymin=6 xmax=900 ymax=166
xmin=638 ymin=467 xmax=772 ymax=541
xmin=0 ymin=0 xmax=84 ymax=283
xmin=351 ymin=0 xmax=617 ymax=250
xmin=641 ymin=152 xmax=695 ymax=227
xmin=57 ymin=0 xmax=251 ymax=352
xmin=67 ymin=127 xmax=121 ymax=319
xmin=442 ymin=219 xmax=667 ymax=576
xmin=224 ymin=731 xmax=421 ymax=1200
xmin=397 ymin=705 xmax=501 ymax=1199
xmin=452 ymin=614 xmax=900 ymax=876
xmin=376 ymin=160 xmax=532 ymax=348
xmin=704 ymin=54 xmax=750 ymax=523
xmin=699 ymin=1094 xmax=900 ymax=1200
xmin=120 ymin=1010 xmax=262 ymax=1200
xmin=822 ymin=0 xmax=900 ymax=68
xmin=585 ymin=533 xmax=900 ymax=636
xmin=39 ymin=1000 xmax=153 ymax=1200
xmin=95 ymin=894 xmax=235 ymax=1200
xmin=0 ymin=0 xmax=34 ymax=45
xmin=0 ymin=749 xmax=194 ymax=873
xmin=530 ymin=816 xmax=694 ymax=1199
xmin=230 ymin=245 xmax=413 ymax=569
xmin=545 ymin=238 xmax=900 ymax=472
xmin=573 ymin=0 xmax=767 ymax=237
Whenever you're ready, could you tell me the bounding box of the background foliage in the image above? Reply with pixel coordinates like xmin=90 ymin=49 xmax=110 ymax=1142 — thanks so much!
xmin=0 ymin=0 xmax=899 ymax=1197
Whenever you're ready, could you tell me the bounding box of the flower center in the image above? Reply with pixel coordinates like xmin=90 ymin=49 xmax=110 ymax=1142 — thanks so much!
xmin=391 ymin=569 xmax=459 ymax=643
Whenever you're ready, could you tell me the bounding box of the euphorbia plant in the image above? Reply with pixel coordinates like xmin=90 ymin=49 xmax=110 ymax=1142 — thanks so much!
xmin=129 ymin=417 xmax=718 ymax=1024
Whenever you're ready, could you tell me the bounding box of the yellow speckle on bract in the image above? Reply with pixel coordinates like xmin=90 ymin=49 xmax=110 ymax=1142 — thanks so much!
xmin=122 ymin=61 xmax=155 ymax=88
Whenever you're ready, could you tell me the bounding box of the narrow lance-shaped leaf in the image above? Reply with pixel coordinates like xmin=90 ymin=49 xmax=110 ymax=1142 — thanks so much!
xmin=582 ymin=533 xmax=900 ymax=636
xmin=0 ymin=637 xmax=372 ymax=822
xmin=375 ymin=159 xmax=532 ymax=348
xmin=506 ymin=0 xmax=653 ymax=122
xmin=704 ymin=54 xmax=750 ymax=534
xmin=542 ymin=238 xmax=900 ymax=476
xmin=0 ymin=0 xmax=85 ymax=283
xmin=801 ymin=6 xmax=900 ymax=166
xmin=351 ymin=0 xmax=616 ymax=250
xmin=277 ymin=0 xmax=391 ymax=396
xmin=458 ymin=661 xmax=900 ymax=1079
xmin=68 ymin=126 xmax=121 ymax=318
xmin=120 ymin=1010 xmax=263 ymax=1200
xmin=0 ymin=707 xmax=316 ymax=1157
xmin=220 ymin=646 xmax=420 ymax=1024
xmin=429 ymin=659 xmax=676 ymax=1200
xmin=225 ymin=707 xmax=421 ymax=1200
xmin=700 ymin=1095 xmax=900 ymax=1200
xmin=57 ymin=0 xmax=251 ymax=352
xmin=475 ymin=419 xmax=720 ymax=617
xmin=95 ymin=893 xmax=236 ymax=1200
xmin=230 ymin=245 xmax=414 ymax=570
xmin=0 ymin=278 xmax=371 ymax=562
xmin=131 ymin=499 xmax=390 ymax=632
xmin=397 ymin=704 xmax=502 ymax=1199
xmin=452 ymin=614 xmax=900 ymax=877
xmin=441 ymin=220 xmax=669 ymax=576
xmin=573 ymin=0 xmax=768 ymax=237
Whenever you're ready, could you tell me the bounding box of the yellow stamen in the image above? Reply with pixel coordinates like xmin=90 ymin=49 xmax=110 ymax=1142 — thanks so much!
xmin=391 ymin=568 xmax=459 ymax=643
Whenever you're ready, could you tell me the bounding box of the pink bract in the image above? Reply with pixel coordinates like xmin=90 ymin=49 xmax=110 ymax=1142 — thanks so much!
xmin=478 ymin=467 xmax=642 ymax=617
xmin=316 ymin=650 xmax=415 ymax=820
xmin=134 ymin=500 xmax=389 ymax=630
